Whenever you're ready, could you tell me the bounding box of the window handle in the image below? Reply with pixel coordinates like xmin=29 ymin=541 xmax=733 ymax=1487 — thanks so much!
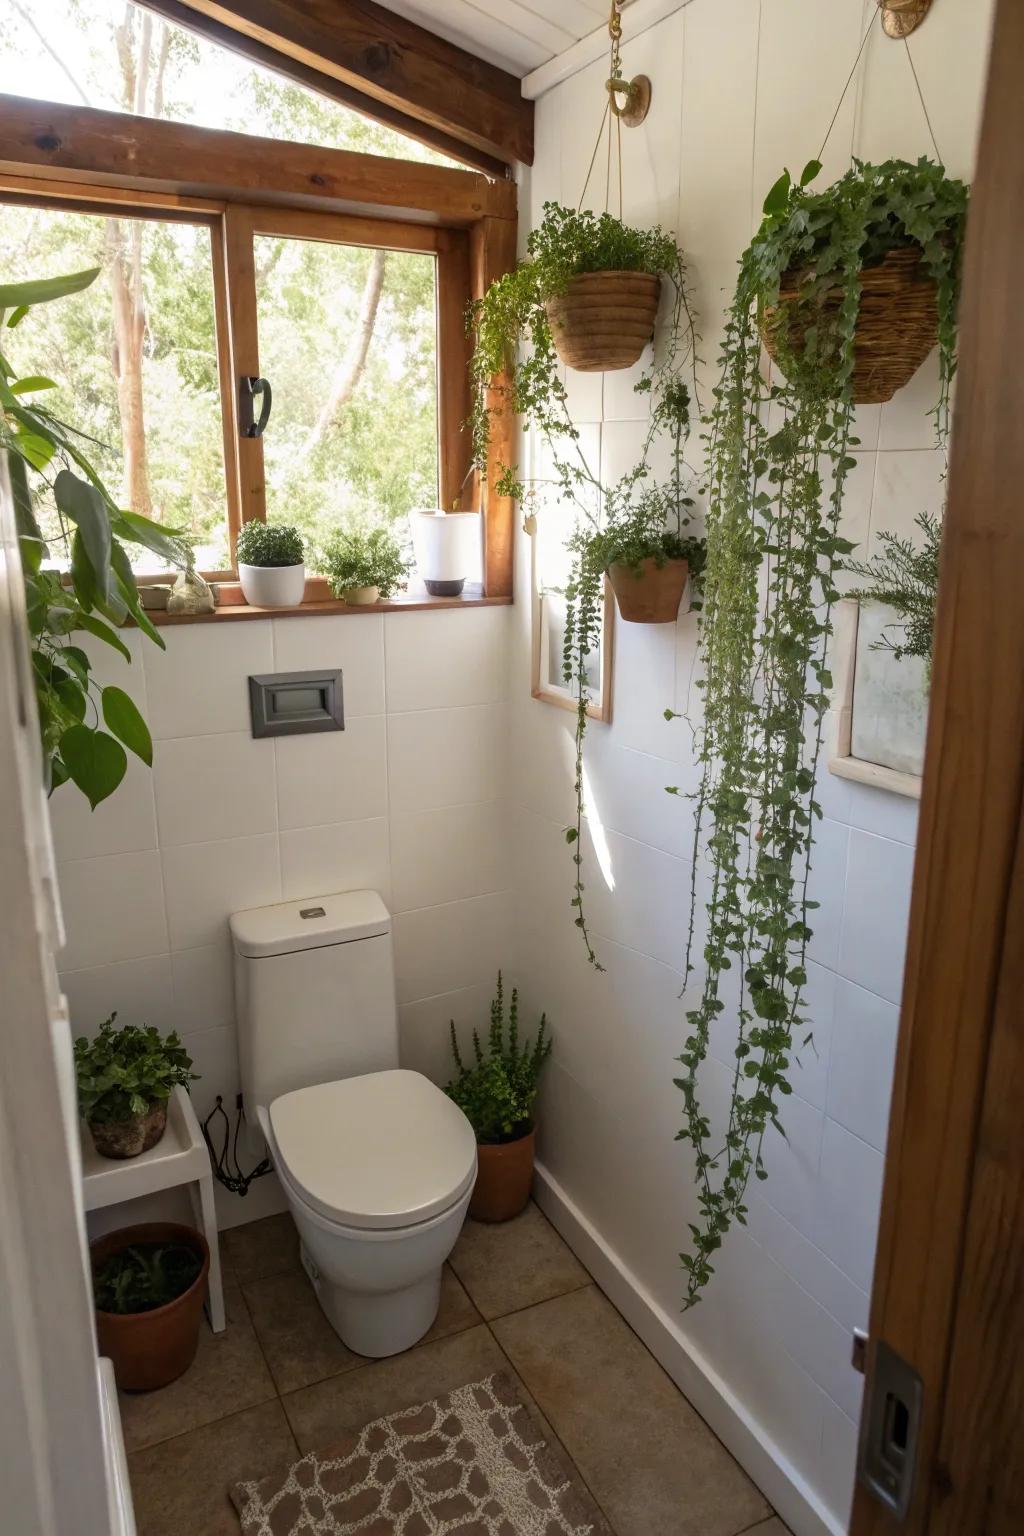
xmin=240 ymin=375 xmax=272 ymax=438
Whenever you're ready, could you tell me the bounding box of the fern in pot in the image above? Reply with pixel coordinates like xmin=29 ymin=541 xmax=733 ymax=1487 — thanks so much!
xmin=445 ymin=973 xmax=552 ymax=1222
xmin=235 ymin=520 xmax=306 ymax=608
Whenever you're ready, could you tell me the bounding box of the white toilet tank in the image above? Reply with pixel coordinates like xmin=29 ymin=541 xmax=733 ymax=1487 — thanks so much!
xmin=230 ymin=890 xmax=399 ymax=1116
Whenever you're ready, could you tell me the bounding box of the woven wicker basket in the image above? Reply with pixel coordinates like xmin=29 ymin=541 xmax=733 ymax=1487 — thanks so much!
xmin=760 ymin=245 xmax=939 ymax=405
xmin=545 ymin=271 xmax=661 ymax=373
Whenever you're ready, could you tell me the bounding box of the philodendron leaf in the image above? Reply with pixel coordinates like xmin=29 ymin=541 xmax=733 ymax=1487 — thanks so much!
xmin=72 ymin=611 xmax=132 ymax=663
xmin=55 ymin=469 xmax=112 ymax=601
xmin=799 ymin=158 xmax=823 ymax=188
xmin=0 ymin=267 xmax=101 ymax=309
xmin=102 ymin=686 xmax=152 ymax=767
xmin=58 ymin=725 xmax=127 ymax=809
xmin=763 ymin=169 xmax=792 ymax=217
xmin=10 ymin=375 xmax=58 ymax=395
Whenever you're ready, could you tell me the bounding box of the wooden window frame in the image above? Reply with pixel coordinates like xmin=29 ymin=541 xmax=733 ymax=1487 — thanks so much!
xmin=0 ymin=94 xmax=516 ymax=599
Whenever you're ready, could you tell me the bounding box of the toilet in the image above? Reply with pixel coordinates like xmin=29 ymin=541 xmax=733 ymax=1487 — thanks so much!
xmin=230 ymin=890 xmax=477 ymax=1359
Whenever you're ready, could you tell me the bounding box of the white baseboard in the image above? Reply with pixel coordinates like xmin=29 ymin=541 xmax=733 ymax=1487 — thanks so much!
xmin=533 ymin=1162 xmax=843 ymax=1536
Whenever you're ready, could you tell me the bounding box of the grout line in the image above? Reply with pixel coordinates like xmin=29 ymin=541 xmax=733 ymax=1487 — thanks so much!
xmin=458 ymin=1277 xmax=593 ymax=1328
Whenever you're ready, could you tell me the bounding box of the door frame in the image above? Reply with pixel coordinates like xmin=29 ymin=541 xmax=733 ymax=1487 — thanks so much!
xmin=851 ymin=0 xmax=1024 ymax=1528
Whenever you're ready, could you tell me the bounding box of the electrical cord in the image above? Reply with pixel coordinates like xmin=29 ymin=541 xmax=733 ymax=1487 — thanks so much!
xmin=201 ymin=1093 xmax=271 ymax=1195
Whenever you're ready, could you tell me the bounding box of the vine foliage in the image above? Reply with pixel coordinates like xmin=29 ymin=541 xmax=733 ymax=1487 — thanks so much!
xmin=676 ymin=158 xmax=966 ymax=1305
xmin=469 ymin=203 xmax=702 ymax=967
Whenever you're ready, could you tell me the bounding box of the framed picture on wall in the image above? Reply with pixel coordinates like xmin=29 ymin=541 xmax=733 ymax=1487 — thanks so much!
xmin=828 ymin=599 xmax=926 ymax=799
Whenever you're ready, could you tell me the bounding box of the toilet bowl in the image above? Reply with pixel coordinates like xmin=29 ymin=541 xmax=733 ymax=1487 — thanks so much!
xmin=257 ymin=1069 xmax=477 ymax=1357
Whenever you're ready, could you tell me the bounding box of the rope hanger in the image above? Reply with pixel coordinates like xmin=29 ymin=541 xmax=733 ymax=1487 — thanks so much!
xmin=818 ymin=1 xmax=944 ymax=167
xmin=577 ymin=1 xmax=652 ymax=217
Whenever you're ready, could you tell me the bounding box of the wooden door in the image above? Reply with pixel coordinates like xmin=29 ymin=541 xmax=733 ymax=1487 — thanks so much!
xmin=850 ymin=0 xmax=1024 ymax=1530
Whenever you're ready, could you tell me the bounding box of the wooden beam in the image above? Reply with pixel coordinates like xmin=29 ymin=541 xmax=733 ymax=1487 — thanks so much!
xmin=137 ymin=0 xmax=511 ymax=177
xmin=162 ymin=0 xmax=534 ymax=168
xmin=0 ymin=95 xmax=516 ymax=226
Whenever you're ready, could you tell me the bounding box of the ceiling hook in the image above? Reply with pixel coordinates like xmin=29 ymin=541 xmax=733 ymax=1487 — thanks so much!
xmin=606 ymin=73 xmax=652 ymax=128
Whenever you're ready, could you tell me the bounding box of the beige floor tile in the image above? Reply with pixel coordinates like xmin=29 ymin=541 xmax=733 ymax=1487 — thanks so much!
xmin=449 ymin=1201 xmax=590 ymax=1320
xmin=492 ymin=1286 xmax=772 ymax=1536
xmin=243 ymin=1263 xmax=481 ymax=1395
xmin=746 ymin=1521 xmax=793 ymax=1535
xmin=128 ymin=1398 xmax=297 ymax=1536
xmin=281 ymin=1323 xmax=516 ymax=1453
xmin=221 ymin=1211 xmax=299 ymax=1283
xmin=119 ymin=1282 xmax=276 ymax=1452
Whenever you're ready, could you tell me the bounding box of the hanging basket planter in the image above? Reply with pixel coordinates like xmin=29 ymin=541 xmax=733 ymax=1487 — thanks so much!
xmin=545 ymin=270 xmax=661 ymax=373
xmin=607 ymin=555 xmax=690 ymax=624
xmin=760 ymin=245 xmax=940 ymax=405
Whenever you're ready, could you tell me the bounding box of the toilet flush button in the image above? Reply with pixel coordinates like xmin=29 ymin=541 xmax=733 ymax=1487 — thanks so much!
xmin=299 ymin=906 xmax=326 ymax=919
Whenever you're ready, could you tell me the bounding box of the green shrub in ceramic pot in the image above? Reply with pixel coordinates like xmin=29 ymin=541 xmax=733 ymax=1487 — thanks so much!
xmin=75 ymin=1013 xmax=197 ymax=1159
xmin=445 ymin=973 xmax=552 ymax=1222
xmin=235 ymin=520 xmax=306 ymax=608
xmin=319 ymin=525 xmax=411 ymax=604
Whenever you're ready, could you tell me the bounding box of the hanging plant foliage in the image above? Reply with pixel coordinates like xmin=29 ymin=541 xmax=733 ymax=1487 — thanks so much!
xmin=674 ymin=157 xmax=966 ymax=1306
xmin=469 ymin=202 xmax=703 ymax=968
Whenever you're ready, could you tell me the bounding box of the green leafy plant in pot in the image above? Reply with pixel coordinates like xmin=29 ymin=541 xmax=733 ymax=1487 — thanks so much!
xmin=1 ymin=266 xmax=186 ymax=807
xmin=75 ymin=1013 xmax=197 ymax=1159
xmin=445 ymin=973 xmax=552 ymax=1222
xmin=844 ymin=509 xmax=941 ymax=676
xmin=90 ymin=1222 xmax=210 ymax=1390
xmin=235 ymin=519 xmax=306 ymax=608
xmin=673 ymin=156 xmax=965 ymax=1307
xmin=469 ymin=202 xmax=704 ymax=969
xmin=319 ymin=525 xmax=411 ymax=604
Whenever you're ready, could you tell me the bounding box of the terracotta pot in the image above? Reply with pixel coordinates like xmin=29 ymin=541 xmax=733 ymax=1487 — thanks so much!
xmin=88 ymin=1101 xmax=167 ymax=1160
xmin=342 ymin=584 xmax=380 ymax=605
xmin=545 ymin=271 xmax=661 ymax=372
xmin=469 ymin=1129 xmax=535 ymax=1222
xmin=91 ymin=1222 xmax=209 ymax=1391
xmin=607 ymin=556 xmax=689 ymax=623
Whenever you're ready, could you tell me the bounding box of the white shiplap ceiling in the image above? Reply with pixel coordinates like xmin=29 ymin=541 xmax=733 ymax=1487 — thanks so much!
xmin=375 ymin=0 xmax=615 ymax=77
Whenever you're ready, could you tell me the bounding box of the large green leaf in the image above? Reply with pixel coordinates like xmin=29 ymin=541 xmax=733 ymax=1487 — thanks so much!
xmin=58 ymin=725 xmax=127 ymax=809
xmin=10 ymin=375 xmax=58 ymax=395
xmin=0 ymin=267 xmax=100 ymax=310
xmin=112 ymin=508 xmax=185 ymax=564
xmin=72 ymin=611 xmax=132 ymax=662
xmin=13 ymin=431 xmax=56 ymax=472
xmin=102 ymin=686 xmax=152 ymax=767
xmin=55 ymin=469 xmax=112 ymax=600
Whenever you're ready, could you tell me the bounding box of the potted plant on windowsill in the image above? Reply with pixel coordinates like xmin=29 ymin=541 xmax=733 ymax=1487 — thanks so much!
xmin=75 ymin=1014 xmax=197 ymax=1160
xmin=90 ymin=1221 xmax=210 ymax=1390
xmin=235 ymin=520 xmax=306 ymax=608
xmin=320 ymin=526 xmax=411 ymax=605
xmin=444 ymin=973 xmax=552 ymax=1223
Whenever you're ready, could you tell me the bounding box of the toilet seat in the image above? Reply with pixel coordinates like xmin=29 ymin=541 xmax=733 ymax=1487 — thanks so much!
xmin=268 ymin=1069 xmax=477 ymax=1232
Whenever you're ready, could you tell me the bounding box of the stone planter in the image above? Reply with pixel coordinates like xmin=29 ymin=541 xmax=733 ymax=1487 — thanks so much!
xmin=87 ymin=1100 xmax=167 ymax=1160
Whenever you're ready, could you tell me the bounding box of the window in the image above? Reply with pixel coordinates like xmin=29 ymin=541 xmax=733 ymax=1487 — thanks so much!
xmin=0 ymin=0 xmax=513 ymax=597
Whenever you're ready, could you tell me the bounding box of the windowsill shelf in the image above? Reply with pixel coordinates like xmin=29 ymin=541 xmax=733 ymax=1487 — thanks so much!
xmin=147 ymin=583 xmax=512 ymax=626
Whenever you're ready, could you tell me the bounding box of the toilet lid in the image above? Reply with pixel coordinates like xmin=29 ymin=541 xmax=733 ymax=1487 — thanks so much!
xmin=269 ymin=1069 xmax=477 ymax=1230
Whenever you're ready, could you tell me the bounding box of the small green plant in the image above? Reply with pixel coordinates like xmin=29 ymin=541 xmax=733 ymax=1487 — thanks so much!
xmin=319 ymin=526 xmax=411 ymax=598
xmin=844 ymin=511 xmax=941 ymax=670
xmin=74 ymin=1014 xmax=197 ymax=1125
xmin=93 ymin=1242 xmax=202 ymax=1314
xmin=445 ymin=974 xmax=552 ymax=1144
xmin=235 ymin=520 xmax=304 ymax=567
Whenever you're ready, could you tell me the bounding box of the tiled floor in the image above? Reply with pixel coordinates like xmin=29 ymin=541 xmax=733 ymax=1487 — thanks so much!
xmin=124 ymin=1202 xmax=789 ymax=1536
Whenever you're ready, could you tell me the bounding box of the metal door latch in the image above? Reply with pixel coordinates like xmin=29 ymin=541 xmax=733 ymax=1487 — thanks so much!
xmin=858 ymin=1340 xmax=923 ymax=1520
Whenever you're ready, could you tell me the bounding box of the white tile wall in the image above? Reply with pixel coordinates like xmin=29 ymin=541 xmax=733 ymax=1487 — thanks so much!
xmin=511 ymin=0 xmax=995 ymax=1526
xmin=53 ymin=606 xmax=514 ymax=1179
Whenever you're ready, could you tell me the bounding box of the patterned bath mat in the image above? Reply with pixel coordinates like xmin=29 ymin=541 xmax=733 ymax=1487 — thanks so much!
xmin=231 ymin=1371 xmax=609 ymax=1535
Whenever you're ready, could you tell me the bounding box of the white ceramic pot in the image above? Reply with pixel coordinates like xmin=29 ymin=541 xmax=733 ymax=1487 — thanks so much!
xmin=342 ymin=585 xmax=380 ymax=605
xmin=409 ymin=509 xmax=481 ymax=596
xmin=238 ymin=562 xmax=306 ymax=608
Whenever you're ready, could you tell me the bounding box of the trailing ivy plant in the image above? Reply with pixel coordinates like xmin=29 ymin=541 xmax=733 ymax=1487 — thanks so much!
xmin=674 ymin=158 xmax=966 ymax=1306
xmin=1 ymin=268 xmax=185 ymax=806
xmin=844 ymin=509 xmax=941 ymax=673
xmin=469 ymin=202 xmax=702 ymax=967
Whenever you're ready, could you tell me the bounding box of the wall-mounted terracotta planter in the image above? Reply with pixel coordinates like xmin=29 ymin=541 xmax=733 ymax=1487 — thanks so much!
xmin=545 ymin=271 xmax=661 ymax=373
xmin=88 ymin=1101 xmax=167 ymax=1160
xmin=91 ymin=1222 xmax=209 ymax=1391
xmin=607 ymin=556 xmax=689 ymax=624
xmin=469 ymin=1129 xmax=535 ymax=1222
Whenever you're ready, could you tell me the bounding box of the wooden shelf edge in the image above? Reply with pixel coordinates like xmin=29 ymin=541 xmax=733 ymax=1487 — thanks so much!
xmin=146 ymin=588 xmax=513 ymax=625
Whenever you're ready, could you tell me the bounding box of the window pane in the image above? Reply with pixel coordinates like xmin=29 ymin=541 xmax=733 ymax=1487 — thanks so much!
xmin=254 ymin=237 xmax=439 ymax=551
xmin=0 ymin=2 xmax=454 ymax=166
xmin=0 ymin=204 xmax=229 ymax=571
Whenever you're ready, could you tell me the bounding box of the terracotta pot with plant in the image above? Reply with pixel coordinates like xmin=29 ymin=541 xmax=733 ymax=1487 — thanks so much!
xmin=235 ymin=520 xmax=306 ymax=608
xmin=320 ymin=525 xmax=411 ymax=605
xmin=444 ymin=974 xmax=552 ymax=1223
xmin=91 ymin=1222 xmax=209 ymax=1390
xmin=75 ymin=1013 xmax=197 ymax=1159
